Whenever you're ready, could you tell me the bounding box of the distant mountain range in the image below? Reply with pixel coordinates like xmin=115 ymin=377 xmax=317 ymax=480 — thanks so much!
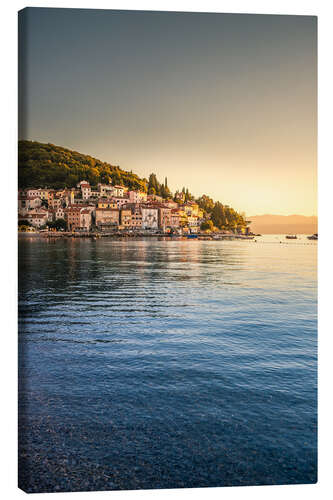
xmin=249 ymin=215 xmax=318 ymax=235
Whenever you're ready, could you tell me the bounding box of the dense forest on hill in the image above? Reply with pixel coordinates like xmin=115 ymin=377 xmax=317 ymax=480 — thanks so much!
xmin=18 ymin=140 xmax=247 ymax=230
xmin=18 ymin=141 xmax=147 ymax=191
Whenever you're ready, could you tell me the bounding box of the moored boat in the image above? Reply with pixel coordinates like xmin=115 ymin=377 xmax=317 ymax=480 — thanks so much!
xmin=286 ymin=235 xmax=297 ymax=239
xmin=307 ymin=233 xmax=318 ymax=240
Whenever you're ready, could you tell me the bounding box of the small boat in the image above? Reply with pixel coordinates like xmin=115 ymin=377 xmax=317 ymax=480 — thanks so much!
xmin=187 ymin=234 xmax=198 ymax=239
xmin=307 ymin=233 xmax=318 ymax=240
xmin=286 ymin=235 xmax=297 ymax=239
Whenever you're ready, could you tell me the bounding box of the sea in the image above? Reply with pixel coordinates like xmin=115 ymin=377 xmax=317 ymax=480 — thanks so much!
xmin=18 ymin=234 xmax=317 ymax=492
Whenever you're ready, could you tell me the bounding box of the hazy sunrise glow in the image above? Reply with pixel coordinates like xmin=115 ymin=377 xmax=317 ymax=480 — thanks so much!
xmin=19 ymin=9 xmax=317 ymax=216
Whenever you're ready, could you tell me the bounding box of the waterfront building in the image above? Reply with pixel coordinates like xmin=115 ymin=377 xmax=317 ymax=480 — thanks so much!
xmin=141 ymin=206 xmax=158 ymax=230
xmin=158 ymin=206 xmax=172 ymax=231
xmin=95 ymin=207 xmax=119 ymax=230
xmin=18 ymin=185 xmax=202 ymax=234
xmin=124 ymin=203 xmax=143 ymax=229
xmin=19 ymin=211 xmax=48 ymax=228
xmin=187 ymin=215 xmax=200 ymax=233
xmin=130 ymin=206 xmax=143 ymax=230
xmin=170 ymin=209 xmax=180 ymax=228
xmin=80 ymin=209 xmax=92 ymax=231
xmin=64 ymin=204 xmax=95 ymax=231
xmin=64 ymin=206 xmax=82 ymax=231
xmin=120 ymin=208 xmax=132 ymax=228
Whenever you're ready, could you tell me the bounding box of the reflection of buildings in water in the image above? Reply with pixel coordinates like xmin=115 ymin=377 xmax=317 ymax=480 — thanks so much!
xmin=176 ymin=239 xmax=200 ymax=264
xmin=66 ymin=238 xmax=80 ymax=282
xmin=196 ymin=242 xmax=245 ymax=285
xmin=117 ymin=239 xmax=151 ymax=282
xmin=153 ymin=239 xmax=244 ymax=286
xmin=66 ymin=239 xmax=103 ymax=285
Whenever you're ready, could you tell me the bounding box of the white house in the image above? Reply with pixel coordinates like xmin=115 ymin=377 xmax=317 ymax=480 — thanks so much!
xmin=141 ymin=207 xmax=158 ymax=230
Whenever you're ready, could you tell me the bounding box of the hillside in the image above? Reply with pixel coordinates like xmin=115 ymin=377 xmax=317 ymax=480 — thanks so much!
xmin=18 ymin=140 xmax=147 ymax=191
xmin=249 ymin=215 xmax=318 ymax=235
xmin=18 ymin=140 xmax=247 ymax=230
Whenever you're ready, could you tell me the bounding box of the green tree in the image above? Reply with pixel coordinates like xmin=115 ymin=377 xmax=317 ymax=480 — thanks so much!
xmin=200 ymin=220 xmax=214 ymax=231
xmin=18 ymin=219 xmax=32 ymax=227
xmin=184 ymin=188 xmax=194 ymax=202
xmin=18 ymin=141 xmax=143 ymax=191
xmin=197 ymin=194 xmax=214 ymax=214
xmin=18 ymin=140 xmax=249 ymax=231
xmin=211 ymin=202 xmax=226 ymax=229
xmin=47 ymin=218 xmax=67 ymax=231
xmin=148 ymin=173 xmax=160 ymax=194
xmin=111 ymin=170 xmax=122 ymax=185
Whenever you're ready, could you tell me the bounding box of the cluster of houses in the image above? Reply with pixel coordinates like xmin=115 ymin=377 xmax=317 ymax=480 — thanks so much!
xmin=18 ymin=181 xmax=205 ymax=233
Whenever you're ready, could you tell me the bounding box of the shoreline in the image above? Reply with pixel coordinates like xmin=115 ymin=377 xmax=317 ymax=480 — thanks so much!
xmin=18 ymin=232 xmax=317 ymax=245
xmin=18 ymin=231 xmax=256 ymax=241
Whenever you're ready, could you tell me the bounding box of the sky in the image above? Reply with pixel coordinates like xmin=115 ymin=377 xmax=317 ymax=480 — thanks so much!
xmin=19 ymin=8 xmax=317 ymax=216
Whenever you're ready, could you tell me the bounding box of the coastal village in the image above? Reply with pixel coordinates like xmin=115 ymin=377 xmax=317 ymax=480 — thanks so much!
xmin=18 ymin=180 xmax=251 ymax=237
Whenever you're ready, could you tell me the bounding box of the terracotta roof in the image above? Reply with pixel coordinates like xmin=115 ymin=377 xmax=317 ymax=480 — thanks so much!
xmin=141 ymin=205 xmax=158 ymax=210
xmin=65 ymin=206 xmax=82 ymax=212
xmin=27 ymin=214 xmax=47 ymax=219
xmin=95 ymin=208 xmax=119 ymax=212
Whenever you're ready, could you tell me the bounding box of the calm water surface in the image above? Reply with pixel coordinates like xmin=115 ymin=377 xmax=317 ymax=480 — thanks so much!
xmin=18 ymin=235 xmax=317 ymax=492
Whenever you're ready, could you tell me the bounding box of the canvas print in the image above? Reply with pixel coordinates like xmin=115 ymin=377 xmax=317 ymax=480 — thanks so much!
xmin=18 ymin=8 xmax=317 ymax=493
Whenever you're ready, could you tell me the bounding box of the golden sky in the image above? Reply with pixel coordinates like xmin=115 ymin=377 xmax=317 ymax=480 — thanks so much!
xmin=19 ymin=9 xmax=317 ymax=216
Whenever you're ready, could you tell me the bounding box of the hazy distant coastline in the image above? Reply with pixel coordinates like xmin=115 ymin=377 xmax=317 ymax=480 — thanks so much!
xmin=249 ymin=215 xmax=318 ymax=235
